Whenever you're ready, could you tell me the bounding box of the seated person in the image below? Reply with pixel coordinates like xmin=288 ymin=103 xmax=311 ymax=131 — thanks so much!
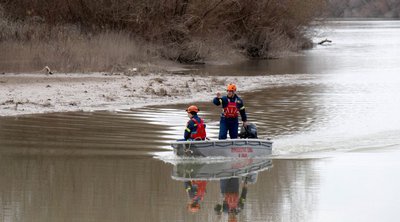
xmin=184 ymin=105 xmax=206 ymax=140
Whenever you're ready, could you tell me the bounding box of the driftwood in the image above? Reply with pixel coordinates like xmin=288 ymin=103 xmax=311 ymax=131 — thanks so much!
xmin=318 ymin=39 xmax=332 ymax=45
xmin=42 ymin=66 xmax=53 ymax=75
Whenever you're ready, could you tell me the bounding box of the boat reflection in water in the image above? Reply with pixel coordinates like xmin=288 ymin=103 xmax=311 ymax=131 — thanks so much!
xmin=172 ymin=158 xmax=272 ymax=181
xmin=170 ymin=158 xmax=272 ymax=218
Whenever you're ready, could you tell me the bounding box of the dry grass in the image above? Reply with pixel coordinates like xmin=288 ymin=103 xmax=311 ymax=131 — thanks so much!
xmin=0 ymin=19 xmax=160 ymax=72
xmin=0 ymin=34 xmax=161 ymax=73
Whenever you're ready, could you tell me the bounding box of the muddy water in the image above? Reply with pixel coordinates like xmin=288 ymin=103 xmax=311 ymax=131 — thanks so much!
xmin=1 ymin=20 xmax=400 ymax=222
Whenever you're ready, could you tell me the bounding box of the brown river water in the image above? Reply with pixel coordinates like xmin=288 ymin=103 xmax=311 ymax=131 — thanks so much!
xmin=1 ymin=20 xmax=400 ymax=222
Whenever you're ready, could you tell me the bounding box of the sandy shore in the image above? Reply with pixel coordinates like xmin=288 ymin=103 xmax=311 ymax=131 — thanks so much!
xmin=0 ymin=72 xmax=304 ymax=116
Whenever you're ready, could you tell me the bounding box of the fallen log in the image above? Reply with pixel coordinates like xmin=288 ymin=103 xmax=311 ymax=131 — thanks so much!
xmin=318 ymin=39 xmax=332 ymax=45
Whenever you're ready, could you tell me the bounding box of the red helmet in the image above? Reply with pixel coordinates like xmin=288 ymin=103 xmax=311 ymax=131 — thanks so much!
xmin=186 ymin=105 xmax=199 ymax=113
xmin=227 ymin=84 xmax=237 ymax=91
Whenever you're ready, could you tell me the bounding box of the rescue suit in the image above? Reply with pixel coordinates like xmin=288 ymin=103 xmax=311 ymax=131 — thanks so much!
xmin=184 ymin=114 xmax=207 ymax=140
xmin=213 ymin=95 xmax=247 ymax=139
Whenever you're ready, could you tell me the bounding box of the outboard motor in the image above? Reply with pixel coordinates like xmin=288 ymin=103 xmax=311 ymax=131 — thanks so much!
xmin=239 ymin=123 xmax=258 ymax=139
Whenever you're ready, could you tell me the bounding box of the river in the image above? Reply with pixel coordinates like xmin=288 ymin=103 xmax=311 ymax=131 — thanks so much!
xmin=1 ymin=20 xmax=400 ymax=222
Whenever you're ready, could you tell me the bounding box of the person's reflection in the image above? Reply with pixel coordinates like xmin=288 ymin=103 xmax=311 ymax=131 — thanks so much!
xmin=184 ymin=180 xmax=207 ymax=213
xmin=214 ymin=174 xmax=256 ymax=220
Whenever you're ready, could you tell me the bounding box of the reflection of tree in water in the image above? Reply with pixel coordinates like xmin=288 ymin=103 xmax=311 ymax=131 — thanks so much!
xmin=0 ymin=156 xmax=185 ymax=222
xmin=0 ymin=111 xmax=169 ymax=152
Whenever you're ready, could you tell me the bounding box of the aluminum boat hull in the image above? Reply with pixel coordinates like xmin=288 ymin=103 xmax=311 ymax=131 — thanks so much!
xmin=171 ymin=139 xmax=272 ymax=157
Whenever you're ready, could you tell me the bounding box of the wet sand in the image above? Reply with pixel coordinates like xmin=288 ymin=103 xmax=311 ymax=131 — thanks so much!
xmin=1 ymin=72 xmax=225 ymax=116
xmin=0 ymin=72 xmax=304 ymax=116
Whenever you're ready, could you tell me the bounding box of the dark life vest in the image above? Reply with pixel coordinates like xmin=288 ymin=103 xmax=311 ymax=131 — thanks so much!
xmin=191 ymin=118 xmax=206 ymax=140
xmin=223 ymin=99 xmax=239 ymax=118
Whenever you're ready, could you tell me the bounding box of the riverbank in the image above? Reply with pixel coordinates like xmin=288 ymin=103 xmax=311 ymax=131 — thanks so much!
xmin=0 ymin=72 xmax=305 ymax=117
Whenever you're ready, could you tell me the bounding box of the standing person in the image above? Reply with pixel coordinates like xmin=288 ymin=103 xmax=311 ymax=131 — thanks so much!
xmin=184 ymin=105 xmax=207 ymax=141
xmin=213 ymin=84 xmax=247 ymax=140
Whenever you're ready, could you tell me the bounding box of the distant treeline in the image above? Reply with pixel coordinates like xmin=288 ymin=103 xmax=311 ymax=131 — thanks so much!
xmin=326 ymin=0 xmax=400 ymax=18
xmin=1 ymin=0 xmax=325 ymax=63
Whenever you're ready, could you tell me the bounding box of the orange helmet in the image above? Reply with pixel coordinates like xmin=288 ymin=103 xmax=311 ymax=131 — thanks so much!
xmin=186 ymin=105 xmax=199 ymax=113
xmin=227 ymin=84 xmax=237 ymax=91
xmin=228 ymin=214 xmax=238 ymax=222
xmin=187 ymin=203 xmax=200 ymax=213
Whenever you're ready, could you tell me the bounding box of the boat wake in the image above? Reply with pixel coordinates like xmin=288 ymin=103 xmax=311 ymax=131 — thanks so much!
xmin=272 ymin=129 xmax=400 ymax=158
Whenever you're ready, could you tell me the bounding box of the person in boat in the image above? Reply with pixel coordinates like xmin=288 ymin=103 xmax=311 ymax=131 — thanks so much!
xmin=213 ymin=84 xmax=247 ymax=140
xmin=184 ymin=180 xmax=207 ymax=213
xmin=184 ymin=105 xmax=207 ymax=141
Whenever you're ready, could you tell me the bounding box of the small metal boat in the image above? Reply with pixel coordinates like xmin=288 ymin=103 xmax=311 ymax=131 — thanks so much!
xmin=170 ymin=138 xmax=273 ymax=158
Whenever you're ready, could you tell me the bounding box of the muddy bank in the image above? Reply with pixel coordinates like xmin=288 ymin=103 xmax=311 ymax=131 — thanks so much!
xmin=0 ymin=72 xmax=304 ymax=116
